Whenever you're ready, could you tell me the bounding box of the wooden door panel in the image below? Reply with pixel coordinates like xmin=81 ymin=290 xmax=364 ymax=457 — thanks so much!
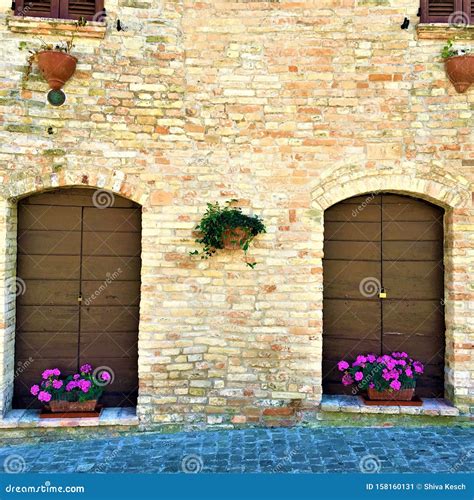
xmin=323 ymin=299 xmax=380 ymax=340
xmin=323 ymin=260 xmax=381 ymax=299
xmin=81 ymin=256 xmax=141 ymax=281
xmin=324 ymin=221 xmax=381 ymax=241
xmin=325 ymin=204 xmax=380 ymax=222
xmin=17 ymin=306 xmax=79 ymax=333
xmin=18 ymin=205 xmax=81 ymax=231
xmin=383 ymin=203 xmax=443 ymax=222
xmin=323 ymin=241 xmax=380 ymax=261
xmin=17 ymin=255 xmax=81 ymax=280
xmin=81 ymin=281 xmax=141 ymax=307
xmin=18 ymin=230 xmax=81 ymax=255
xmin=80 ymin=332 xmax=138 ymax=358
xmin=383 ymin=261 xmax=444 ymax=300
xmin=382 ymin=241 xmax=443 ymax=261
xmin=15 ymin=332 xmax=78 ymax=359
xmin=383 ymin=221 xmax=443 ymax=241
xmin=83 ymin=208 xmax=141 ymax=232
xmin=80 ymin=306 xmax=139 ymax=333
xmin=82 ymin=232 xmax=141 ymax=257
xmin=17 ymin=280 xmax=79 ymax=306
xmin=382 ymin=300 xmax=444 ymax=336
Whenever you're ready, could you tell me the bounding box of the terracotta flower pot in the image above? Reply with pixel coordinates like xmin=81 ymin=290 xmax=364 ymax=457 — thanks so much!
xmin=367 ymin=388 xmax=414 ymax=401
xmin=445 ymin=55 xmax=474 ymax=94
xmin=222 ymin=227 xmax=249 ymax=249
xmin=48 ymin=399 xmax=97 ymax=413
xmin=37 ymin=51 xmax=77 ymax=90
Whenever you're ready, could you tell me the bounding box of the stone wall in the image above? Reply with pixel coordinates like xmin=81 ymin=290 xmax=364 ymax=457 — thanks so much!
xmin=0 ymin=0 xmax=472 ymax=426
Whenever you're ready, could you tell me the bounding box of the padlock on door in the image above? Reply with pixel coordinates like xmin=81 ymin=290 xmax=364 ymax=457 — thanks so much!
xmin=379 ymin=287 xmax=387 ymax=299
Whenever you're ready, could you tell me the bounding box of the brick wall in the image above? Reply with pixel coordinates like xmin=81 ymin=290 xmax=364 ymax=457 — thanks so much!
xmin=0 ymin=0 xmax=472 ymax=426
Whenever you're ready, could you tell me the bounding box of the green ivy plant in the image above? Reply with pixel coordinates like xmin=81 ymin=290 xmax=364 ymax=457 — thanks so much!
xmin=190 ymin=200 xmax=266 ymax=268
xmin=441 ymin=39 xmax=471 ymax=59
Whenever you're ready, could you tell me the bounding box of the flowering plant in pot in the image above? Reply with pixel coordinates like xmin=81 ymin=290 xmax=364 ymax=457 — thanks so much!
xmin=441 ymin=40 xmax=474 ymax=94
xmin=24 ymin=18 xmax=86 ymax=90
xmin=190 ymin=199 xmax=266 ymax=268
xmin=30 ymin=364 xmax=111 ymax=412
xmin=337 ymin=352 xmax=424 ymax=401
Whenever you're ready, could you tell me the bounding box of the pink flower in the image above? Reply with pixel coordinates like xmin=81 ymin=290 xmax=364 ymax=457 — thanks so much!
xmin=367 ymin=354 xmax=376 ymax=363
xmin=405 ymin=368 xmax=413 ymax=378
xmin=65 ymin=381 xmax=77 ymax=392
xmin=73 ymin=374 xmax=80 ymax=380
xmin=100 ymin=371 xmax=111 ymax=382
xmin=337 ymin=361 xmax=349 ymax=371
xmin=400 ymin=352 xmax=408 ymax=358
xmin=413 ymin=362 xmax=424 ymax=374
xmin=52 ymin=368 xmax=61 ymax=377
xmin=38 ymin=391 xmax=52 ymax=403
xmin=30 ymin=385 xmax=40 ymax=396
xmin=354 ymin=371 xmax=364 ymax=382
xmin=52 ymin=379 xmax=63 ymax=389
xmin=79 ymin=380 xmax=92 ymax=393
xmin=342 ymin=373 xmax=354 ymax=386
xmin=390 ymin=380 xmax=401 ymax=391
xmin=369 ymin=382 xmax=375 ymax=389
xmin=41 ymin=369 xmax=52 ymax=380
xmin=80 ymin=364 xmax=92 ymax=374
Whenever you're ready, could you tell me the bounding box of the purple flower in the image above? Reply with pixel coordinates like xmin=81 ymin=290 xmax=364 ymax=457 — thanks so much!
xmin=38 ymin=391 xmax=52 ymax=403
xmin=78 ymin=380 xmax=92 ymax=393
xmin=65 ymin=381 xmax=77 ymax=392
xmin=390 ymin=380 xmax=401 ymax=391
xmin=405 ymin=368 xmax=413 ymax=378
xmin=413 ymin=362 xmax=424 ymax=374
xmin=367 ymin=354 xmax=376 ymax=363
xmin=100 ymin=371 xmax=111 ymax=382
xmin=337 ymin=361 xmax=349 ymax=372
xmin=52 ymin=379 xmax=63 ymax=390
xmin=80 ymin=364 xmax=92 ymax=374
xmin=30 ymin=384 xmax=40 ymax=396
xmin=52 ymin=368 xmax=61 ymax=377
xmin=342 ymin=373 xmax=353 ymax=386
xmin=369 ymin=382 xmax=375 ymax=389
xmin=41 ymin=369 xmax=52 ymax=380
xmin=354 ymin=371 xmax=364 ymax=382
xmin=73 ymin=374 xmax=80 ymax=380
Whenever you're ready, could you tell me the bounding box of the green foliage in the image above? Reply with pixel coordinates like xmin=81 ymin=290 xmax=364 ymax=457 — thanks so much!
xmin=441 ymin=39 xmax=471 ymax=59
xmin=191 ymin=200 xmax=266 ymax=268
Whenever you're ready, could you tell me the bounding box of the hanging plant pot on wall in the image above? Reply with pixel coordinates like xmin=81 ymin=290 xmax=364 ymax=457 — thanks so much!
xmin=37 ymin=51 xmax=77 ymax=90
xmin=445 ymin=55 xmax=474 ymax=94
xmin=190 ymin=200 xmax=266 ymax=268
xmin=441 ymin=40 xmax=474 ymax=94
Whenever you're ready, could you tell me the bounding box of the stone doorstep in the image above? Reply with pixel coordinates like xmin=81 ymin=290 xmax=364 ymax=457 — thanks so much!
xmin=0 ymin=407 xmax=138 ymax=429
xmin=321 ymin=395 xmax=460 ymax=417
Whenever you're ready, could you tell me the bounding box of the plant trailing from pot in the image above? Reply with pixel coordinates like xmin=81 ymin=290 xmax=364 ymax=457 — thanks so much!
xmin=441 ymin=39 xmax=474 ymax=94
xmin=337 ymin=352 xmax=424 ymax=401
xmin=30 ymin=364 xmax=111 ymax=413
xmin=24 ymin=17 xmax=87 ymax=90
xmin=190 ymin=199 xmax=266 ymax=268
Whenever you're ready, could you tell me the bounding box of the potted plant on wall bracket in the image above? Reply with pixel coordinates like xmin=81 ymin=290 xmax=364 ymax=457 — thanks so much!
xmin=337 ymin=352 xmax=425 ymax=405
xmin=24 ymin=18 xmax=86 ymax=90
xmin=190 ymin=199 xmax=266 ymax=268
xmin=30 ymin=364 xmax=111 ymax=417
xmin=441 ymin=40 xmax=474 ymax=94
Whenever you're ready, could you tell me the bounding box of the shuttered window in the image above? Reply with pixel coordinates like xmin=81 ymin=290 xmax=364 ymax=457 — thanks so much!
xmin=14 ymin=0 xmax=104 ymax=21
xmin=420 ymin=0 xmax=472 ymax=24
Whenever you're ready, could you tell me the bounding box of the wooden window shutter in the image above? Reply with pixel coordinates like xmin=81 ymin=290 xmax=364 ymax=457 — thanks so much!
xmin=463 ymin=0 xmax=473 ymax=24
xmin=420 ymin=0 xmax=464 ymax=23
xmin=15 ymin=0 xmax=59 ymax=18
xmin=59 ymin=0 xmax=104 ymax=21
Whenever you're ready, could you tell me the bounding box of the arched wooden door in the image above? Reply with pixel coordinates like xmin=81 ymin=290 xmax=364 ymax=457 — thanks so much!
xmin=322 ymin=193 xmax=445 ymax=398
xmin=13 ymin=188 xmax=141 ymax=408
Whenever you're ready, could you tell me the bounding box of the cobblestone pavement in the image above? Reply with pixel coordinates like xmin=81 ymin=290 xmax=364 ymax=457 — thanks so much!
xmin=0 ymin=427 xmax=472 ymax=474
